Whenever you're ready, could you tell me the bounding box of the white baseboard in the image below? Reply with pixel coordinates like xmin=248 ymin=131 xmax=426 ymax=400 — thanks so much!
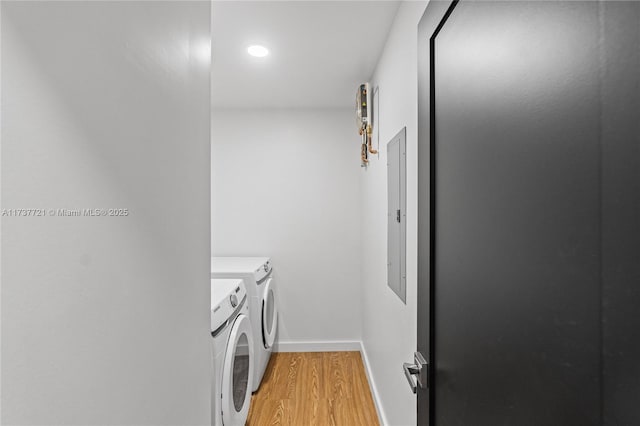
xmin=359 ymin=341 xmax=388 ymax=426
xmin=272 ymin=340 xmax=361 ymax=352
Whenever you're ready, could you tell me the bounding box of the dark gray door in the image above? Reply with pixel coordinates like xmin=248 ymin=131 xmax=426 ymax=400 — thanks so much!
xmin=416 ymin=1 xmax=640 ymax=425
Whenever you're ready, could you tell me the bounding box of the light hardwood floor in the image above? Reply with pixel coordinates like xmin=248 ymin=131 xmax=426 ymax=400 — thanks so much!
xmin=246 ymin=352 xmax=380 ymax=426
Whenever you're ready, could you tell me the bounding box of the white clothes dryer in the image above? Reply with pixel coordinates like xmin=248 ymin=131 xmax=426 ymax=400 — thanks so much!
xmin=211 ymin=257 xmax=278 ymax=393
xmin=211 ymin=279 xmax=254 ymax=426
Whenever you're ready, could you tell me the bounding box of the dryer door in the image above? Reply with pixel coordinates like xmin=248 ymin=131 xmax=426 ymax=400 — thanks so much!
xmin=262 ymin=277 xmax=278 ymax=349
xmin=221 ymin=313 xmax=254 ymax=426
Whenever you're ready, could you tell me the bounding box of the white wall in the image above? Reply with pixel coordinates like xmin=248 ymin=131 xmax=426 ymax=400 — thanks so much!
xmin=1 ymin=2 xmax=212 ymax=424
xmin=360 ymin=2 xmax=427 ymax=425
xmin=212 ymin=109 xmax=362 ymax=349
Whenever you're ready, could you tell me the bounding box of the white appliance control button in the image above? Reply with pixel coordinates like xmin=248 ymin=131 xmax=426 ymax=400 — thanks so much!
xmin=229 ymin=294 xmax=238 ymax=308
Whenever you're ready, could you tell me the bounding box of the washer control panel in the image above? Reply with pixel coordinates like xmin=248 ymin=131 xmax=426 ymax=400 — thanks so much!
xmin=211 ymin=279 xmax=247 ymax=332
xmin=254 ymin=259 xmax=272 ymax=283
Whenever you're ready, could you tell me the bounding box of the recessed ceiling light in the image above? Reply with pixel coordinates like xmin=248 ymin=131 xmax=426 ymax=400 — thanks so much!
xmin=247 ymin=45 xmax=269 ymax=58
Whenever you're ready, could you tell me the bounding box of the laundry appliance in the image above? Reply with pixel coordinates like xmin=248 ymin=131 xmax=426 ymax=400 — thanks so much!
xmin=211 ymin=278 xmax=254 ymax=426
xmin=211 ymin=257 xmax=278 ymax=392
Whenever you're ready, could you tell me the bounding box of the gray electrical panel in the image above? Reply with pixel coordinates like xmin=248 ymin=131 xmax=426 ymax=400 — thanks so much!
xmin=387 ymin=127 xmax=407 ymax=303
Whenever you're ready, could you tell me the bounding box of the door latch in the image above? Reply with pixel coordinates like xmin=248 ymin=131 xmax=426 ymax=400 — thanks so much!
xmin=397 ymin=209 xmax=401 ymax=223
xmin=403 ymin=352 xmax=428 ymax=394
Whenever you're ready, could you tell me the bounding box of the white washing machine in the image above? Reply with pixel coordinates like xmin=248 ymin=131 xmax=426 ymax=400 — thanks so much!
xmin=211 ymin=257 xmax=278 ymax=393
xmin=211 ymin=279 xmax=254 ymax=426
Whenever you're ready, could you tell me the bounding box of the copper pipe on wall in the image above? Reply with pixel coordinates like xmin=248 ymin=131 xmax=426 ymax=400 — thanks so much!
xmin=366 ymin=125 xmax=378 ymax=154
xmin=361 ymin=128 xmax=369 ymax=166
xmin=361 ymin=141 xmax=369 ymax=165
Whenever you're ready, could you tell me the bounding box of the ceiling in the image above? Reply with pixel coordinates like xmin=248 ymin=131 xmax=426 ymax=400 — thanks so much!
xmin=211 ymin=1 xmax=400 ymax=109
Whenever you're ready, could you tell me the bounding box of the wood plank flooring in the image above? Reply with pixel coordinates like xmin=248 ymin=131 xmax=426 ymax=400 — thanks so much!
xmin=246 ymin=352 xmax=380 ymax=426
